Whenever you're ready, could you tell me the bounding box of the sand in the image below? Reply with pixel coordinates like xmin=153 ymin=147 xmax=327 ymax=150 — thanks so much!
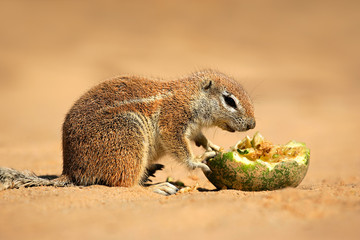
xmin=0 ymin=1 xmax=359 ymax=240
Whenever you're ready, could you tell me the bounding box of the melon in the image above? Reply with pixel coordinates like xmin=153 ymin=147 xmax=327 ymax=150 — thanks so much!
xmin=204 ymin=132 xmax=310 ymax=191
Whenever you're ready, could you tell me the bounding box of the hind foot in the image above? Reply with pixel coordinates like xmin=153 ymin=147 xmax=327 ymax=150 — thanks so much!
xmin=149 ymin=182 xmax=179 ymax=196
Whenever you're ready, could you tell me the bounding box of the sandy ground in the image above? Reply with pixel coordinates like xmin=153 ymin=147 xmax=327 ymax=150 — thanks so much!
xmin=0 ymin=1 xmax=359 ymax=240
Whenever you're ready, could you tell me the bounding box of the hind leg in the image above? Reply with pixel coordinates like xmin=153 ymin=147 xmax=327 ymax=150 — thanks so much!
xmin=63 ymin=112 xmax=150 ymax=187
xmin=101 ymin=118 xmax=149 ymax=187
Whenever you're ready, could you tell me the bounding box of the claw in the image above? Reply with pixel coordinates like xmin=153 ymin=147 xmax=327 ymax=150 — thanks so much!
xmin=187 ymin=159 xmax=211 ymax=173
xmin=199 ymin=163 xmax=211 ymax=173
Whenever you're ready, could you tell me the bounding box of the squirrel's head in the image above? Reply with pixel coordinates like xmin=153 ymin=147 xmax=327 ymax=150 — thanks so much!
xmin=193 ymin=70 xmax=255 ymax=132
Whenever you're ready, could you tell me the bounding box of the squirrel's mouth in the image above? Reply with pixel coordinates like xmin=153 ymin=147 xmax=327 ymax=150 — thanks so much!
xmin=223 ymin=123 xmax=236 ymax=133
xmin=217 ymin=121 xmax=236 ymax=132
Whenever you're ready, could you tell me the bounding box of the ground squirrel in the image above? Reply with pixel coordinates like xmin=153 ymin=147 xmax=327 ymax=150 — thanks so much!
xmin=0 ymin=70 xmax=255 ymax=195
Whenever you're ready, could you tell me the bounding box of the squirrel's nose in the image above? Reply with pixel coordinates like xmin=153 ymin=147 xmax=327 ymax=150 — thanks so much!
xmin=247 ymin=118 xmax=256 ymax=130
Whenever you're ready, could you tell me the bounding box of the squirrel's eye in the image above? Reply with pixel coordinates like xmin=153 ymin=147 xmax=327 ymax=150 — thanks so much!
xmin=223 ymin=95 xmax=237 ymax=109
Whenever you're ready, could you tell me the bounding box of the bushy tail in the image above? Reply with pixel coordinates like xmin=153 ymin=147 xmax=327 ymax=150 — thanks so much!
xmin=0 ymin=167 xmax=71 ymax=191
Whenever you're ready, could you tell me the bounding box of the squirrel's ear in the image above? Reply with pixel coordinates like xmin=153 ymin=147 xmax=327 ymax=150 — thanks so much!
xmin=203 ymin=80 xmax=212 ymax=90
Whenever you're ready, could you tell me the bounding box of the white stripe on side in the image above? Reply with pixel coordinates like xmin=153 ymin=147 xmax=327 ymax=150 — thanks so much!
xmin=114 ymin=92 xmax=173 ymax=106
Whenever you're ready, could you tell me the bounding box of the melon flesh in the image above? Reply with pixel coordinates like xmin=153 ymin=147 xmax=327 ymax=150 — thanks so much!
xmin=204 ymin=132 xmax=310 ymax=191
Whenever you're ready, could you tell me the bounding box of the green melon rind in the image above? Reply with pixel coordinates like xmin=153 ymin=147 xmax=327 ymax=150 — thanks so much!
xmin=205 ymin=141 xmax=310 ymax=191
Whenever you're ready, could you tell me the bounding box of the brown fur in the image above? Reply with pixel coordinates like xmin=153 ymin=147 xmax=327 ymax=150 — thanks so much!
xmin=62 ymin=69 xmax=255 ymax=187
xmin=0 ymin=69 xmax=255 ymax=191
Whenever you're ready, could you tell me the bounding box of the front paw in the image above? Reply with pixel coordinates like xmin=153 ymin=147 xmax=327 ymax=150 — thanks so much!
xmin=207 ymin=141 xmax=221 ymax=152
xmin=188 ymin=152 xmax=216 ymax=172
xmin=198 ymin=151 xmax=217 ymax=163
xmin=190 ymin=162 xmax=211 ymax=173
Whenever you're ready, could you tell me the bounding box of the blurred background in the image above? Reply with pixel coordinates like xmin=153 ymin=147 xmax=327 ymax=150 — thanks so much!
xmin=0 ymin=0 xmax=359 ymax=239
